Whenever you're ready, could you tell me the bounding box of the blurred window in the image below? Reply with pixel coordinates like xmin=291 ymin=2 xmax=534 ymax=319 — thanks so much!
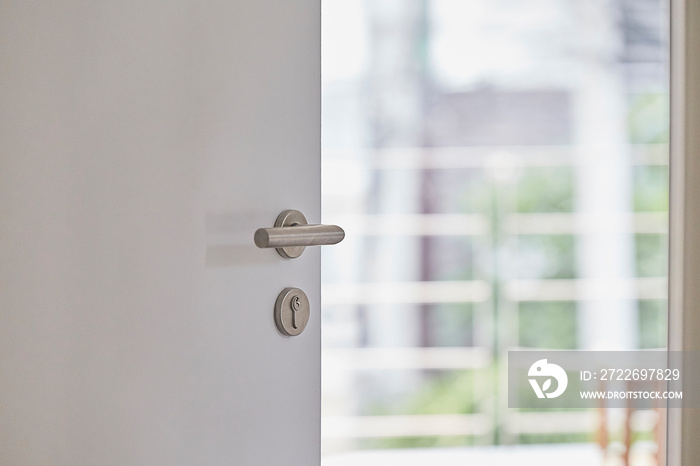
xmin=321 ymin=1 xmax=669 ymax=464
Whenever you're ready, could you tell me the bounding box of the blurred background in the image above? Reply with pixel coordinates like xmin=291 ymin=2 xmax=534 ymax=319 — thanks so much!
xmin=320 ymin=0 xmax=669 ymax=465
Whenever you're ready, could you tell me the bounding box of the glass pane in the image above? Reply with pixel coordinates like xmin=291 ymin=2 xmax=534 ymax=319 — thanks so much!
xmin=321 ymin=1 xmax=669 ymax=464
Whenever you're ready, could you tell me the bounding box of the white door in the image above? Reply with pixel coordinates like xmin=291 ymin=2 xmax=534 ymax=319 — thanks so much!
xmin=0 ymin=2 xmax=321 ymax=465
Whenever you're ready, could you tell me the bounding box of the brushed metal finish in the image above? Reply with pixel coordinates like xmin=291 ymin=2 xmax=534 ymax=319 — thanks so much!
xmin=274 ymin=287 xmax=310 ymax=336
xmin=254 ymin=209 xmax=345 ymax=259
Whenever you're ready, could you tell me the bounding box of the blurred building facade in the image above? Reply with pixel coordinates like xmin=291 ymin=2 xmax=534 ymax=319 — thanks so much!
xmin=321 ymin=0 xmax=669 ymax=464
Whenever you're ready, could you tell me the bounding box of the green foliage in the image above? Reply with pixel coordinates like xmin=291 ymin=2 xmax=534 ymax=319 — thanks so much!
xmin=369 ymin=368 xmax=491 ymax=416
xmin=361 ymin=434 xmax=475 ymax=450
xmin=518 ymin=302 xmax=577 ymax=349
xmin=628 ymin=93 xmax=669 ymax=144
xmin=430 ymin=236 xmax=479 ymax=281
xmin=635 ymin=234 xmax=668 ymax=277
xmin=639 ymin=300 xmax=667 ymax=349
xmin=456 ymin=166 xmax=574 ymax=215
xmin=514 ymin=235 xmax=577 ymax=279
xmin=366 ymin=367 xmax=493 ymax=449
xmin=518 ymin=432 xmax=592 ymax=445
xmin=633 ymin=166 xmax=668 ymax=212
xmin=458 ymin=175 xmax=494 ymax=214
xmin=427 ymin=303 xmax=475 ymax=347
xmin=516 ymin=168 xmax=574 ymax=213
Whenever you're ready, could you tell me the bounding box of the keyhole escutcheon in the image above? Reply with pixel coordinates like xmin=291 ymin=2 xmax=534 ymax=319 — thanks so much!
xmin=274 ymin=288 xmax=310 ymax=337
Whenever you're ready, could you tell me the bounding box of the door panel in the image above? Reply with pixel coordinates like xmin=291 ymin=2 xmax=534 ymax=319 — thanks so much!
xmin=0 ymin=2 xmax=320 ymax=465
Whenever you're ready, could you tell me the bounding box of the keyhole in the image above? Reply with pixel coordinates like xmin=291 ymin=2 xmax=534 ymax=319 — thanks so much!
xmin=291 ymin=295 xmax=301 ymax=329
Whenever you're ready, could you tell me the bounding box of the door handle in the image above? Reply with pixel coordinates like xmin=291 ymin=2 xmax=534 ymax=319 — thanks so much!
xmin=254 ymin=209 xmax=345 ymax=259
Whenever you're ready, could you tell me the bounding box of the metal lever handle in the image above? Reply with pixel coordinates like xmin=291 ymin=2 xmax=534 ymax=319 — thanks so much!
xmin=254 ymin=209 xmax=345 ymax=259
xmin=254 ymin=224 xmax=345 ymax=248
